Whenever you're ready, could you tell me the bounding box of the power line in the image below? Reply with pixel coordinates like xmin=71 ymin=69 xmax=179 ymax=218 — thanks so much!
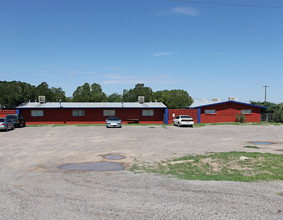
xmin=167 ymin=0 xmax=283 ymax=9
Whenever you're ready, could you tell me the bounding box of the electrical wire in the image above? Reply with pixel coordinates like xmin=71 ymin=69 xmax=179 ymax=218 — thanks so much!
xmin=167 ymin=0 xmax=283 ymax=9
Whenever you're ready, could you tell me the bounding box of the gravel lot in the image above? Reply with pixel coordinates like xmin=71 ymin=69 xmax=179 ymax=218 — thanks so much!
xmin=1 ymin=125 xmax=283 ymax=219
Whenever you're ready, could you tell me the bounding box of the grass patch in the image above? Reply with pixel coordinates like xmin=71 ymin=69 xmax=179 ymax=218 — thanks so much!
xmin=131 ymin=152 xmax=283 ymax=182
xmin=194 ymin=122 xmax=283 ymax=127
xmin=244 ymin=146 xmax=260 ymax=149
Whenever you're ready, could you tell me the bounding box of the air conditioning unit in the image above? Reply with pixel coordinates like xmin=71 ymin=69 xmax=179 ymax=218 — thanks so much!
xmin=38 ymin=96 xmax=46 ymax=104
xmin=138 ymin=96 xmax=145 ymax=103
xmin=201 ymin=98 xmax=207 ymax=103
xmin=212 ymin=98 xmax=220 ymax=102
xmin=228 ymin=96 xmax=237 ymax=101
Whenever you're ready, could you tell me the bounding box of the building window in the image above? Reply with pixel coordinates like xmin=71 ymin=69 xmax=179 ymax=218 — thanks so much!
xmin=142 ymin=110 xmax=154 ymax=116
xmin=104 ymin=110 xmax=115 ymax=116
xmin=205 ymin=109 xmax=216 ymax=114
xmin=241 ymin=109 xmax=252 ymax=114
xmin=72 ymin=110 xmax=85 ymax=117
xmin=31 ymin=110 xmax=44 ymax=117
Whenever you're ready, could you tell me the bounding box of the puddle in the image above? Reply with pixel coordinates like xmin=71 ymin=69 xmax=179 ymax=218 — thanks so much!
xmin=104 ymin=154 xmax=125 ymax=160
xmin=252 ymin=142 xmax=273 ymax=145
xmin=59 ymin=162 xmax=125 ymax=171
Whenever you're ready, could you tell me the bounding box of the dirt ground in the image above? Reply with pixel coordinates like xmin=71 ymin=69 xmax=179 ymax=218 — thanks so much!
xmin=1 ymin=125 xmax=283 ymax=219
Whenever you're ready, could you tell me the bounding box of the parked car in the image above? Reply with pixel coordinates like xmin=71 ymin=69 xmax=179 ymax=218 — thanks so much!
xmin=173 ymin=115 xmax=194 ymax=127
xmin=6 ymin=114 xmax=26 ymax=127
xmin=106 ymin=116 xmax=122 ymax=128
xmin=0 ymin=117 xmax=14 ymax=131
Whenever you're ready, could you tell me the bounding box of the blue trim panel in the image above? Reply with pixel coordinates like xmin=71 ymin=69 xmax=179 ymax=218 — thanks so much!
xmin=165 ymin=109 xmax=169 ymax=124
xmin=16 ymin=109 xmax=20 ymax=114
xmin=197 ymin=108 xmax=201 ymax=123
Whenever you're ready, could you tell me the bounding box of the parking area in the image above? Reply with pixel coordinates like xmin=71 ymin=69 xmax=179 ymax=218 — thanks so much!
xmin=1 ymin=125 xmax=283 ymax=219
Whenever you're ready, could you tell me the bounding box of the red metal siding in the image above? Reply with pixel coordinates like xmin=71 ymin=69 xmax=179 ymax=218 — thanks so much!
xmin=200 ymin=102 xmax=261 ymax=123
xmin=20 ymin=108 xmax=165 ymax=124
xmin=0 ymin=110 xmax=16 ymax=117
xmin=168 ymin=109 xmax=198 ymax=124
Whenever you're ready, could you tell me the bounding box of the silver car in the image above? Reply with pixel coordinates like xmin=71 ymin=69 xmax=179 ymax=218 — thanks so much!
xmin=106 ymin=116 xmax=122 ymax=128
xmin=0 ymin=117 xmax=14 ymax=131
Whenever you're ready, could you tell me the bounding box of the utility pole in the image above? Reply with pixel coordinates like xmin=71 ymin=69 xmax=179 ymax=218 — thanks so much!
xmin=262 ymin=85 xmax=270 ymax=103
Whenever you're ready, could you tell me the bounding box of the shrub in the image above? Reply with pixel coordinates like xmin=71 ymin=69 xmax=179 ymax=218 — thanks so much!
xmin=235 ymin=113 xmax=246 ymax=123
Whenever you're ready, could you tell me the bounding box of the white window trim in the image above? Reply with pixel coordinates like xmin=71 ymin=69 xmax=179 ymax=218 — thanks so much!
xmin=142 ymin=109 xmax=154 ymax=116
xmin=72 ymin=110 xmax=85 ymax=117
xmin=31 ymin=110 xmax=44 ymax=117
xmin=103 ymin=110 xmax=115 ymax=116
xmin=241 ymin=109 xmax=252 ymax=114
xmin=205 ymin=109 xmax=216 ymax=114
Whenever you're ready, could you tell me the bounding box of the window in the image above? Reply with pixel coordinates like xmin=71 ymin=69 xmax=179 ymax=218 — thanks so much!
xmin=142 ymin=110 xmax=154 ymax=116
xmin=31 ymin=110 xmax=44 ymax=117
xmin=205 ymin=109 xmax=216 ymax=114
xmin=104 ymin=110 xmax=115 ymax=116
xmin=72 ymin=110 xmax=84 ymax=117
xmin=241 ymin=109 xmax=252 ymax=114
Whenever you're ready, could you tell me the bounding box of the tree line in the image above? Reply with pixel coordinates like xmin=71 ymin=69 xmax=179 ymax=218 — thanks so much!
xmin=0 ymin=81 xmax=193 ymax=109
xmin=251 ymin=101 xmax=283 ymax=123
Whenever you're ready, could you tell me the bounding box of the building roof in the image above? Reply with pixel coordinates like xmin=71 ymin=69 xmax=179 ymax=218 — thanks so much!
xmin=17 ymin=102 xmax=167 ymax=109
xmin=190 ymin=100 xmax=266 ymax=109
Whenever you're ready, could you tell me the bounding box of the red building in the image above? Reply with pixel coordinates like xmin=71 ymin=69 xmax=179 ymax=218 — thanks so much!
xmin=17 ymin=102 xmax=167 ymax=125
xmin=190 ymin=100 xmax=265 ymax=123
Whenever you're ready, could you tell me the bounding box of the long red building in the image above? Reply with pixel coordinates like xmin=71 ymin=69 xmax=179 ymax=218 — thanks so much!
xmin=17 ymin=102 xmax=167 ymax=124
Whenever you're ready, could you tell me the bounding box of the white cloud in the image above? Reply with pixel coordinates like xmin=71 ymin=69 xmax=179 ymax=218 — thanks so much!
xmin=171 ymin=6 xmax=199 ymax=16
xmin=104 ymin=67 xmax=122 ymax=70
xmin=65 ymin=71 xmax=97 ymax=75
xmin=157 ymin=6 xmax=199 ymax=16
xmin=153 ymin=52 xmax=175 ymax=57
xmin=100 ymin=79 xmax=142 ymax=85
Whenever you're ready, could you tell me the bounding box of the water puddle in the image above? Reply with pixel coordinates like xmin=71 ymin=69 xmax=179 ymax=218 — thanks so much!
xmin=59 ymin=162 xmax=125 ymax=171
xmin=252 ymin=142 xmax=273 ymax=145
xmin=104 ymin=154 xmax=125 ymax=160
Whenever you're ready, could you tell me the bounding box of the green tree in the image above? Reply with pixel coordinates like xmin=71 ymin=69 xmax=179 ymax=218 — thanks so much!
xmin=72 ymin=83 xmax=92 ymax=102
xmin=35 ymin=82 xmax=53 ymax=101
xmin=153 ymin=89 xmax=193 ymax=109
xmin=90 ymin=83 xmax=107 ymax=102
xmin=72 ymin=83 xmax=106 ymax=102
xmin=273 ymin=104 xmax=283 ymax=122
xmin=51 ymin=87 xmax=66 ymax=102
xmin=122 ymin=84 xmax=153 ymax=102
xmin=0 ymin=81 xmax=37 ymax=108
xmin=107 ymin=93 xmax=122 ymax=102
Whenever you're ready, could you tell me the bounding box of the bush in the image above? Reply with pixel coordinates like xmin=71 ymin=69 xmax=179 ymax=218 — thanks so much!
xmin=235 ymin=113 xmax=246 ymax=123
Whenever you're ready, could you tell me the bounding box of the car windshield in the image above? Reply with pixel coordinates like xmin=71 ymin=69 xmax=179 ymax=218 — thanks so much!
xmin=107 ymin=117 xmax=120 ymax=120
xmin=0 ymin=118 xmax=4 ymax=122
xmin=7 ymin=115 xmax=17 ymax=119
xmin=181 ymin=116 xmax=191 ymax=119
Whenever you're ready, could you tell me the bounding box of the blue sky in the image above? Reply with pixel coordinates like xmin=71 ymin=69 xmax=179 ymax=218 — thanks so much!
xmin=1 ymin=0 xmax=283 ymax=103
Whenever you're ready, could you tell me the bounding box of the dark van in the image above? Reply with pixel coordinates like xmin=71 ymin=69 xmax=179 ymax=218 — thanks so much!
xmin=6 ymin=114 xmax=26 ymax=128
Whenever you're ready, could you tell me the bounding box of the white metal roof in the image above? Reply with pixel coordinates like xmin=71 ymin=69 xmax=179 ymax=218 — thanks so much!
xmin=17 ymin=102 xmax=167 ymax=109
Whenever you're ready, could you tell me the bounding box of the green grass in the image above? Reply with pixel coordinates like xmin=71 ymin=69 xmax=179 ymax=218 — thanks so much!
xmin=193 ymin=122 xmax=282 ymax=127
xmin=244 ymin=146 xmax=260 ymax=149
xmin=131 ymin=152 xmax=283 ymax=182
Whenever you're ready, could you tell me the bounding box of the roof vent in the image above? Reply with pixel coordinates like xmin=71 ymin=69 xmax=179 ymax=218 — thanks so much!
xmin=228 ymin=96 xmax=237 ymax=101
xmin=38 ymin=96 xmax=46 ymax=104
xmin=201 ymin=98 xmax=207 ymax=103
xmin=212 ymin=98 xmax=220 ymax=102
xmin=138 ymin=96 xmax=145 ymax=103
